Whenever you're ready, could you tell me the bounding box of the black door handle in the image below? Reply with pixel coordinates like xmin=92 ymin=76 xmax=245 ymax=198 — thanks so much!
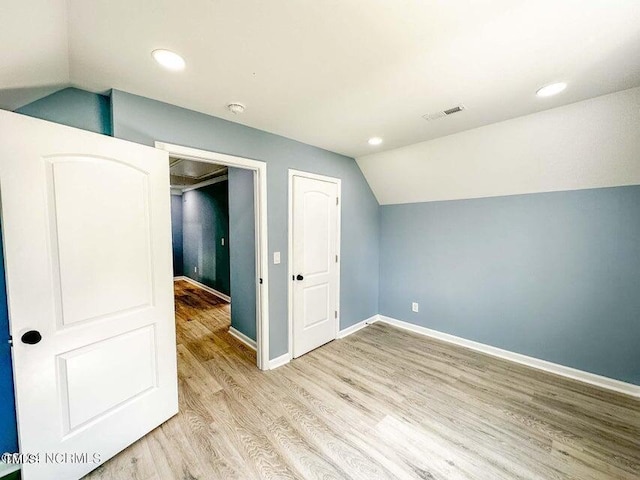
xmin=21 ymin=330 xmax=42 ymax=345
xmin=296 ymin=274 xmax=304 ymax=281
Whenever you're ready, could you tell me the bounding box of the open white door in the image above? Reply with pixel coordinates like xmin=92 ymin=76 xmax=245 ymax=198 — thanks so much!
xmin=0 ymin=110 xmax=178 ymax=480
xmin=290 ymin=172 xmax=340 ymax=358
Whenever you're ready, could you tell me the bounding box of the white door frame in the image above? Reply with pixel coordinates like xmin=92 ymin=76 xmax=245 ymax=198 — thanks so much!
xmin=156 ymin=142 xmax=270 ymax=370
xmin=287 ymin=169 xmax=341 ymax=358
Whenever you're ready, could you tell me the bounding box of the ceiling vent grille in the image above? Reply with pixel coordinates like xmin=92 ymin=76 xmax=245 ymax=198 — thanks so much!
xmin=423 ymin=104 xmax=466 ymax=121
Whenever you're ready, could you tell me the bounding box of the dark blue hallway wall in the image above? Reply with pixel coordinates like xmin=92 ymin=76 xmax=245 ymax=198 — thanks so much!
xmin=182 ymin=181 xmax=231 ymax=296
xmin=171 ymin=194 xmax=184 ymax=277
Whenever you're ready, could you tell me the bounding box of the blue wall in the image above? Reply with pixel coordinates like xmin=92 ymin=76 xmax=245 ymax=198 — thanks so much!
xmin=182 ymin=181 xmax=231 ymax=296
xmin=170 ymin=194 xmax=184 ymax=277
xmin=0 ymin=83 xmax=638 ymax=410
xmin=15 ymin=87 xmax=112 ymax=135
xmin=110 ymin=89 xmax=380 ymax=358
xmin=228 ymin=168 xmax=257 ymax=341
xmin=0 ymin=223 xmax=18 ymax=457
xmin=380 ymin=185 xmax=640 ymax=385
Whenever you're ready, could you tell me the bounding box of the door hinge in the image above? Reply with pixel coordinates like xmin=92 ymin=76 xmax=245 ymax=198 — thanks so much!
xmin=334 ymin=311 xmax=338 ymax=319
xmin=336 ymin=254 xmax=339 ymax=263
xmin=8 ymin=335 xmax=13 ymax=347
xmin=336 ymin=197 xmax=339 ymax=205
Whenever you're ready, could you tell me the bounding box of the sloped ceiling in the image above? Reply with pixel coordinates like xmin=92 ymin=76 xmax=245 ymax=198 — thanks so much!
xmin=357 ymin=87 xmax=640 ymax=205
xmin=0 ymin=0 xmax=70 ymax=109
xmin=1 ymin=0 xmax=640 ymax=158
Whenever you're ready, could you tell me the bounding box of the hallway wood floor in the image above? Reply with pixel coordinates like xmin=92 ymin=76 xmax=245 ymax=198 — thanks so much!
xmin=85 ymin=280 xmax=640 ymax=479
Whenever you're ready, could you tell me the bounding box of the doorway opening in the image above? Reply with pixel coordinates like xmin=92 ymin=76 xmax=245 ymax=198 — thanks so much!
xmin=157 ymin=143 xmax=269 ymax=370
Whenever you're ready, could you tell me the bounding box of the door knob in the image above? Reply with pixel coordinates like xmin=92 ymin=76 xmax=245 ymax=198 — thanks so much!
xmin=21 ymin=330 xmax=42 ymax=345
xmin=296 ymin=274 xmax=304 ymax=281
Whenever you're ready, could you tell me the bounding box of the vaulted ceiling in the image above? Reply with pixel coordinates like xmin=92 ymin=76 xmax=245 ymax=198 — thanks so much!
xmin=2 ymin=0 xmax=640 ymax=157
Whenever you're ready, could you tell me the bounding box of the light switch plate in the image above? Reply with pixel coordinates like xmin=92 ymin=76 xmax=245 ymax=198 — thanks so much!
xmin=412 ymin=302 xmax=419 ymax=313
xmin=273 ymin=252 xmax=281 ymax=264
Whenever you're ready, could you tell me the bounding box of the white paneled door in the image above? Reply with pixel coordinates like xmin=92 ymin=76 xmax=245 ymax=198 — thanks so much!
xmin=291 ymin=172 xmax=340 ymax=358
xmin=0 ymin=110 xmax=178 ymax=480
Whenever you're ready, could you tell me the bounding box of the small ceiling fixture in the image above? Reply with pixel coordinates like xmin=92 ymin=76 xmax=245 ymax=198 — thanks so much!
xmin=536 ymin=82 xmax=567 ymax=97
xmin=423 ymin=103 xmax=466 ymax=121
xmin=227 ymin=103 xmax=246 ymax=114
xmin=152 ymin=49 xmax=186 ymax=71
xmin=368 ymin=137 xmax=383 ymax=146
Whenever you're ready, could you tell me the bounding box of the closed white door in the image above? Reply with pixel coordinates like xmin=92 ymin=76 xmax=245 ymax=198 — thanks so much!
xmin=0 ymin=110 xmax=178 ymax=480
xmin=291 ymin=173 xmax=340 ymax=358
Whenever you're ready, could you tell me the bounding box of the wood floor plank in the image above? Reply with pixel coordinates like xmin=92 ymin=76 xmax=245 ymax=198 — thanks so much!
xmin=85 ymin=280 xmax=640 ymax=479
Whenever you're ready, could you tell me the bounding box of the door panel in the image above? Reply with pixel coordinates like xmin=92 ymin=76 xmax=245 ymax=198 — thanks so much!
xmin=292 ymin=174 xmax=340 ymax=358
xmin=303 ymin=284 xmax=330 ymax=327
xmin=0 ymin=110 xmax=177 ymax=480
xmin=303 ymin=191 xmax=330 ymax=275
xmin=47 ymin=157 xmax=153 ymax=326
xmin=58 ymin=325 xmax=157 ymax=433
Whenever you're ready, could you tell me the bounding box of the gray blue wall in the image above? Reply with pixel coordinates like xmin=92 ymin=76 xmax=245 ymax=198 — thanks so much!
xmin=110 ymin=89 xmax=380 ymax=358
xmin=182 ymin=181 xmax=230 ymax=296
xmin=228 ymin=168 xmax=257 ymax=341
xmin=4 ymin=85 xmax=639 ymax=385
xmin=15 ymin=87 xmax=112 ymax=135
xmin=380 ymin=185 xmax=640 ymax=385
xmin=170 ymin=194 xmax=184 ymax=277
xmin=9 ymin=86 xmax=381 ymax=359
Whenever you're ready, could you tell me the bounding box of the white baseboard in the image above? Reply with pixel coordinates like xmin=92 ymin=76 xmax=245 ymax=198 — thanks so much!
xmin=269 ymin=352 xmax=291 ymax=370
xmin=337 ymin=315 xmax=379 ymax=339
xmin=377 ymin=315 xmax=640 ymax=398
xmin=174 ymin=276 xmax=231 ymax=303
xmin=229 ymin=326 xmax=257 ymax=351
xmin=0 ymin=464 xmax=20 ymax=477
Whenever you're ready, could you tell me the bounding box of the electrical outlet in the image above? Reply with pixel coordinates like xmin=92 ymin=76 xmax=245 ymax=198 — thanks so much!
xmin=194 ymin=266 xmax=197 ymax=274
xmin=221 ymin=237 xmax=225 ymax=246
xmin=412 ymin=302 xmax=419 ymax=313
xmin=273 ymin=251 xmax=281 ymax=264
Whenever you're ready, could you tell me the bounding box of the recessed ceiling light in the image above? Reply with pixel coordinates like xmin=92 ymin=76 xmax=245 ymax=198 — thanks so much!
xmin=227 ymin=103 xmax=246 ymax=114
xmin=152 ymin=49 xmax=185 ymax=71
xmin=536 ymin=82 xmax=567 ymax=97
xmin=368 ymin=137 xmax=383 ymax=146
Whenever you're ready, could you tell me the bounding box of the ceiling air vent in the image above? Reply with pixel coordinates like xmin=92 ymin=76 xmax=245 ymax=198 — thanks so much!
xmin=422 ymin=104 xmax=466 ymax=121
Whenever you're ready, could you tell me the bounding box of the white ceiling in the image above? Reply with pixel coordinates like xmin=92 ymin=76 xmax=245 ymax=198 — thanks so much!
xmin=0 ymin=0 xmax=69 ymax=109
xmin=357 ymin=87 xmax=640 ymax=204
xmin=2 ymin=0 xmax=640 ymax=157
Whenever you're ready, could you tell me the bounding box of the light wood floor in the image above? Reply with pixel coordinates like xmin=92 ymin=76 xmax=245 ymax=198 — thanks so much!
xmin=85 ymin=280 xmax=640 ymax=479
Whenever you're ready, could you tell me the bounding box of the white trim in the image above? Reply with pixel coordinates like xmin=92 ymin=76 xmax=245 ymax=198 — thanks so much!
xmin=159 ymin=142 xmax=270 ymax=370
xmin=268 ymin=352 xmax=292 ymax=370
xmin=377 ymin=315 xmax=640 ymax=399
xmin=287 ymin=169 xmax=342 ymax=359
xmin=174 ymin=276 xmax=231 ymax=303
xmin=337 ymin=315 xmax=378 ymax=339
xmin=229 ymin=326 xmax=257 ymax=350
xmin=288 ymin=169 xmax=343 ymax=185
xmin=179 ymin=174 xmax=228 ymax=193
